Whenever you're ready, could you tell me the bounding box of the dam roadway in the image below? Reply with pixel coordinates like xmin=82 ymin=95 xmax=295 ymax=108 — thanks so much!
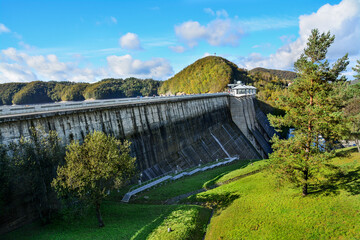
xmin=0 ymin=93 xmax=276 ymax=181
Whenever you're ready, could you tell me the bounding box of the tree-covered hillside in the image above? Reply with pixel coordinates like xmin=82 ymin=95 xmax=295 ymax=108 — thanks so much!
xmin=250 ymin=69 xmax=292 ymax=115
xmin=159 ymin=56 xmax=252 ymax=95
xmin=0 ymin=78 xmax=161 ymax=105
xmin=249 ymin=67 xmax=297 ymax=80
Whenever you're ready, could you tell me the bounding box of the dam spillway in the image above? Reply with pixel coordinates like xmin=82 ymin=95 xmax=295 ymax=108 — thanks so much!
xmin=0 ymin=94 xmax=276 ymax=181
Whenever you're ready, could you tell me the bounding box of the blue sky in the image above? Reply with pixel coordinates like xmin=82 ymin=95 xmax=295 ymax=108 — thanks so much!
xmin=0 ymin=0 xmax=359 ymax=83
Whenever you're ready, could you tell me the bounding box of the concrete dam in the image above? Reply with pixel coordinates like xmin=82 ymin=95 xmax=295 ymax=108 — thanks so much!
xmin=0 ymin=94 xmax=276 ymax=181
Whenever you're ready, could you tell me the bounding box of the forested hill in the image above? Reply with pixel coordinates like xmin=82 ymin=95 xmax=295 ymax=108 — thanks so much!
xmin=159 ymin=56 xmax=252 ymax=95
xmin=0 ymin=78 xmax=161 ymax=105
xmin=249 ymin=67 xmax=297 ymax=80
xmin=351 ymin=79 xmax=359 ymax=85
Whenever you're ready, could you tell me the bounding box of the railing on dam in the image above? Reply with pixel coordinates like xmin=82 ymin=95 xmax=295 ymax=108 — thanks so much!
xmin=0 ymin=93 xmax=230 ymax=117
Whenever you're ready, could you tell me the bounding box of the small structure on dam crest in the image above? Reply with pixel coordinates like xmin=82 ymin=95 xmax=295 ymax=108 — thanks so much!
xmin=228 ymin=81 xmax=256 ymax=97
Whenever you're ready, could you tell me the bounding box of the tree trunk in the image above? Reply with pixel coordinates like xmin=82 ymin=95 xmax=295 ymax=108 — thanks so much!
xmin=302 ymin=169 xmax=309 ymax=196
xmin=96 ymin=202 xmax=105 ymax=227
xmin=355 ymin=139 xmax=360 ymax=153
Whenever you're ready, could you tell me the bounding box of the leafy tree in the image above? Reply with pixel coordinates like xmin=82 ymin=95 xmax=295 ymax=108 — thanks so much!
xmin=4 ymin=126 xmax=64 ymax=224
xmin=0 ymin=83 xmax=26 ymax=105
xmin=61 ymin=83 xmax=88 ymax=101
xmin=0 ymin=78 xmax=161 ymax=105
xmin=12 ymin=81 xmax=53 ymax=104
xmin=250 ymin=67 xmax=297 ymax=81
xmin=268 ymin=29 xmax=349 ymax=196
xmin=52 ymin=131 xmax=136 ymax=227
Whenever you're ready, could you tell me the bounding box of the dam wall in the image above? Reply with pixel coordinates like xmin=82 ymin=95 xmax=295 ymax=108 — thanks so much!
xmin=0 ymin=94 xmax=274 ymax=180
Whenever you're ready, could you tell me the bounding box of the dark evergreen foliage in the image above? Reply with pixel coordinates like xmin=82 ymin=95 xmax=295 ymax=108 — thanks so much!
xmin=268 ymin=29 xmax=349 ymax=196
xmin=0 ymin=127 xmax=65 ymax=225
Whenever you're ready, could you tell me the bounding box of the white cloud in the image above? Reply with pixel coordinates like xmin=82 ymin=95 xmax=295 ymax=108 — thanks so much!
xmin=252 ymin=43 xmax=272 ymax=49
xmin=204 ymin=8 xmax=228 ymax=18
xmin=240 ymin=0 xmax=360 ymax=70
xmin=0 ymin=48 xmax=105 ymax=83
xmin=18 ymin=41 xmax=35 ymax=50
xmin=0 ymin=47 xmax=174 ymax=83
xmin=0 ymin=23 xmax=10 ymax=34
xmin=169 ymin=45 xmax=186 ymax=53
xmin=203 ymin=52 xmax=212 ymax=57
xmin=119 ymin=32 xmax=143 ymax=50
xmin=176 ymin=11 xmax=295 ymax=48
xmin=175 ymin=19 xmax=243 ymax=47
xmin=110 ymin=16 xmax=117 ymax=24
xmin=216 ymin=9 xmax=229 ymax=18
xmin=204 ymin=8 xmax=215 ymax=16
xmin=107 ymin=54 xmax=173 ymax=79
xmin=0 ymin=63 xmax=37 ymax=82
xmin=240 ymin=17 xmax=297 ymax=32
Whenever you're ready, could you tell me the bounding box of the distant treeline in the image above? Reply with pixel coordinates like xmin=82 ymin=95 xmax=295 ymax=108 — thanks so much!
xmin=0 ymin=78 xmax=162 ymax=105
xmin=249 ymin=67 xmax=297 ymax=81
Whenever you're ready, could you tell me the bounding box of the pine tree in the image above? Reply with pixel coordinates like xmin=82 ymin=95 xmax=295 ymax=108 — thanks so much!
xmin=268 ymin=29 xmax=349 ymax=196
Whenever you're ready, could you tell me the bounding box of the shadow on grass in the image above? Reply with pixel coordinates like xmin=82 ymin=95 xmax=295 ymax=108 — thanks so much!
xmin=311 ymin=165 xmax=360 ymax=196
xmin=130 ymin=213 xmax=168 ymax=240
xmin=184 ymin=192 xmax=240 ymax=210
xmin=335 ymin=147 xmax=358 ymax=157
xmin=203 ymin=160 xmax=261 ymax=189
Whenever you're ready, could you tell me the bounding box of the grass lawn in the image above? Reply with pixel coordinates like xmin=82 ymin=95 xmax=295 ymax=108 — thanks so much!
xmin=3 ymin=148 xmax=359 ymax=239
xmin=3 ymin=203 xmax=210 ymax=240
xmin=187 ymin=148 xmax=360 ymax=239
xmin=132 ymin=159 xmax=258 ymax=203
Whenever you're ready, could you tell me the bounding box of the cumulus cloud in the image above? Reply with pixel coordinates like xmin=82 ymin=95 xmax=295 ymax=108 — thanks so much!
xmin=0 ymin=23 xmax=10 ymax=34
xmin=169 ymin=45 xmax=186 ymax=53
xmin=0 ymin=63 xmax=37 ymax=82
xmin=0 ymin=47 xmax=174 ymax=83
xmin=240 ymin=0 xmax=360 ymax=70
xmin=119 ymin=32 xmax=143 ymax=50
xmin=0 ymin=48 xmax=105 ymax=83
xmin=107 ymin=54 xmax=173 ymax=79
xmin=175 ymin=19 xmax=243 ymax=47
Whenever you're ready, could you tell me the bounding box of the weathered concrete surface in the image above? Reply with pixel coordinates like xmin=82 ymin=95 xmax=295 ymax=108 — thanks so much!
xmin=0 ymin=94 xmax=273 ymax=181
xmin=229 ymin=96 xmax=275 ymax=158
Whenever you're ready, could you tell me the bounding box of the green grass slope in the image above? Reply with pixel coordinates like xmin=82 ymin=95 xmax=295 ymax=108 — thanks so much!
xmin=159 ymin=56 xmax=251 ymax=95
xmin=188 ymin=148 xmax=360 ymax=240
xmin=3 ymin=203 xmax=210 ymax=240
xmin=3 ymin=150 xmax=359 ymax=239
